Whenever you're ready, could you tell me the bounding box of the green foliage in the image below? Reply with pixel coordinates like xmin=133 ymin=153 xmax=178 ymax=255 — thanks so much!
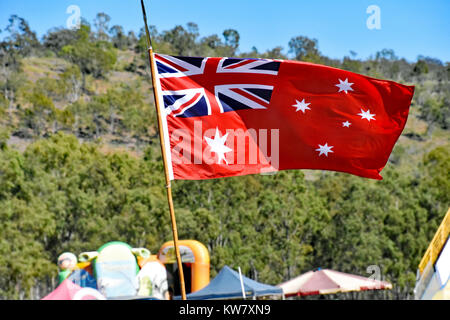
xmin=0 ymin=91 xmax=7 ymax=115
xmin=311 ymin=158 xmax=449 ymax=299
xmin=34 ymin=77 xmax=65 ymax=100
xmin=59 ymin=64 xmax=83 ymax=103
xmin=93 ymin=13 xmax=111 ymax=42
xmin=260 ymin=46 xmax=287 ymax=60
xmin=414 ymin=60 xmax=429 ymax=75
xmin=288 ymin=36 xmax=322 ymax=63
xmin=43 ymin=28 xmax=79 ymax=53
xmin=0 ymin=126 xmax=10 ymax=149
xmin=420 ymin=97 xmax=449 ymax=131
xmin=110 ymin=25 xmax=128 ymax=50
xmin=376 ymin=49 xmax=398 ymax=61
xmin=23 ymin=90 xmax=56 ymax=137
xmin=3 ymin=15 xmax=41 ymax=57
xmin=161 ymin=23 xmax=200 ymax=56
xmin=222 ymin=29 xmax=240 ymax=56
xmin=342 ymin=56 xmax=362 ymax=73
xmin=0 ymin=133 xmax=169 ymax=298
xmin=420 ymin=146 xmax=450 ymax=216
xmin=60 ymin=24 xmax=117 ymax=79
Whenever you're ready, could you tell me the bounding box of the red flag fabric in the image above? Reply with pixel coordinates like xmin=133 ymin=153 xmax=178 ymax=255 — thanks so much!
xmin=152 ymin=54 xmax=414 ymax=180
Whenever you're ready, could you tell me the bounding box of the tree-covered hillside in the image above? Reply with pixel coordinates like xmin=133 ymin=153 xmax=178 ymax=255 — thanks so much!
xmin=0 ymin=13 xmax=448 ymax=300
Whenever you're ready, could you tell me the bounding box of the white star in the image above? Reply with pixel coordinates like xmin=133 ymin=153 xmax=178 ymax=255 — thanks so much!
xmin=357 ymin=108 xmax=376 ymax=122
xmin=335 ymin=78 xmax=354 ymax=94
xmin=342 ymin=121 xmax=352 ymax=128
xmin=316 ymin=143 xmax=334 ymax=157
xmin=204 ymin=127 xmax=232 ymax=165
xmin=292 ymin=99 xmax=311 ymax=113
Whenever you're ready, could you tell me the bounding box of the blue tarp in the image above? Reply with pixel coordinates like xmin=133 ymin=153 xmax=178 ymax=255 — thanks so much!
xmin=175 ymin=265 xmax=283 ymax=300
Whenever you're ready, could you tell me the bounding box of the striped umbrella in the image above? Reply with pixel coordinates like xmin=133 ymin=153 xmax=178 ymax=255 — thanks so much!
xmin=278 ymin=269 xmax=392 ymax=297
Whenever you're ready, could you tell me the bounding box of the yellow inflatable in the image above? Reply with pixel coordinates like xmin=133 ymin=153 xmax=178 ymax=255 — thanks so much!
xmin=158 ymin=240 xmax=210 ymax=293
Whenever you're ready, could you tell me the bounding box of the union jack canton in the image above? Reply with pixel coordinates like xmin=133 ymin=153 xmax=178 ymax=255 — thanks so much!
xmin=154 ymin=54 xmax=281 ymax=118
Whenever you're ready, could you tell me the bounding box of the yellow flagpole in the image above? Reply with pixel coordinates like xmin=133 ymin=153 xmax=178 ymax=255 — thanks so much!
xmin=140 ymin=0 xmax=187 ymax=300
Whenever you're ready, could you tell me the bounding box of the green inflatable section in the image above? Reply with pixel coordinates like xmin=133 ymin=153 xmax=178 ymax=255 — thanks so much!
xmin=58 ymin=269 xmax=72 ymax=284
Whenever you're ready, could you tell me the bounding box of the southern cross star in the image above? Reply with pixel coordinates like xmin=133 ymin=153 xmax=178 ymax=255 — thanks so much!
xmin=316 ymin=143 xmax=334 ymax=157
xmin=357 ymin=108 xmax=376 ymax=122
xmin=335 ymin=78 xmax=354 ymax=94
xmin=292 ymin=99 xmax=311 ymax=113
xmin=204 ymin=127 xmax=232 ymax=165
xmin=342 ymin=121 xmax=352 ymax=128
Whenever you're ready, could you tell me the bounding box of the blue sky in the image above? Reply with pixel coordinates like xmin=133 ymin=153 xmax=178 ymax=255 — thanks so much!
xmin=1 ymin=0 xmax=449 ymax=62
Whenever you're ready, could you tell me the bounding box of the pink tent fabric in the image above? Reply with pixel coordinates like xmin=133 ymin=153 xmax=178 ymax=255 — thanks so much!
xmin=278 ymin=269 xmax=392 ymax=297
xmin=42 ymin=279 xmax=105 ymax=300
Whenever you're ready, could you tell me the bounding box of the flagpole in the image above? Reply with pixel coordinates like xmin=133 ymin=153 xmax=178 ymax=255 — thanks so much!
xmin=140 ymin=0 xmax=187 ymax=300
xmin=238 ymin=267 xmax=246 ymax=299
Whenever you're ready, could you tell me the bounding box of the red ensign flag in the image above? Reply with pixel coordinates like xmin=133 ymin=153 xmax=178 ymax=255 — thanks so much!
xmin=152 ymin=54 xmax=414 ymax=180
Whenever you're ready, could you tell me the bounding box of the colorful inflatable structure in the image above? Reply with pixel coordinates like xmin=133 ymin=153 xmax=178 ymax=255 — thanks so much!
xmin=42 ymin=240 xmax=210 ymax=300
